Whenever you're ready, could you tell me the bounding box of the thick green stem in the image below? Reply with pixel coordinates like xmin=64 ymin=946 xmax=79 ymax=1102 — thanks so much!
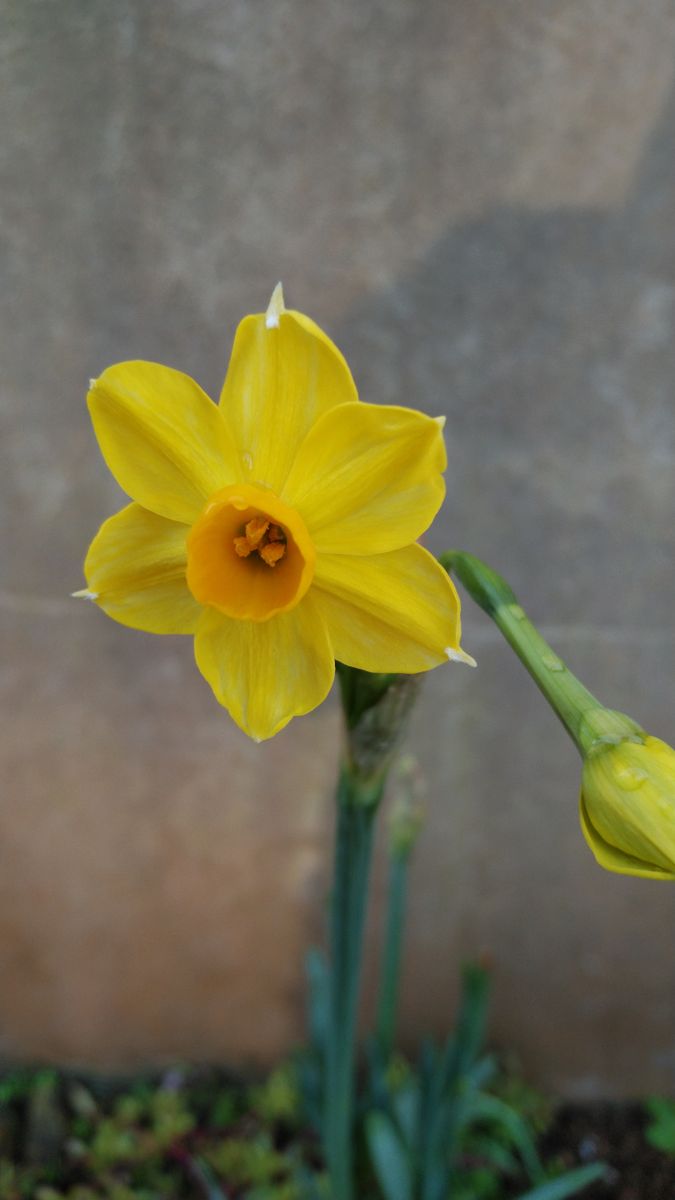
xmin=375 ymin=850 xmax=409 ymax=1061
xmin=325 ymin=766 xmax=382 ymax=1200
xmin=325 ymin=666 xmax=420 ymax=1198
xmin=440 ymin=551 xmax=644 ymax=755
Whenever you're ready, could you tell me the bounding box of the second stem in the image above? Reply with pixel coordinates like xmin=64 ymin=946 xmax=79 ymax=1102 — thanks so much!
xmin=325 ymin=765 xmax=381 ymax=1200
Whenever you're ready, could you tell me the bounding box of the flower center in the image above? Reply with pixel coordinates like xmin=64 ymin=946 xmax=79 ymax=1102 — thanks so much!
xmin=186 ymin=484 xmax=315 ymax=621
xmin=233 ymin=516 xmax=287 ymax=566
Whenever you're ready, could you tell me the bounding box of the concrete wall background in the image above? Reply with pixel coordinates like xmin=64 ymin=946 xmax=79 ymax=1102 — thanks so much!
xmin=2 ymin=1 xmax=675 ymax=1096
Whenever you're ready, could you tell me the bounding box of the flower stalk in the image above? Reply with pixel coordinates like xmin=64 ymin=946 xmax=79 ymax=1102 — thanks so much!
xmin=325 ymin=668 xmax=421 ymax=1200
xmin=325 ymin=766 xmax=380 ymax=1200
xmin=443 ymin=551 xmax=675 ymax=880
xmin=375 ymin=761 xmax=424 ymax=1061
xmin=439 ymin=551 xmax=643 ymax=756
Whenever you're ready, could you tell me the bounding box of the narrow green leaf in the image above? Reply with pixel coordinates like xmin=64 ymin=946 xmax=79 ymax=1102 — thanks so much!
xmin=467 ymin=1132 xmax=520 ymax=1174
xmin=392 ymin=1082 xmax=419 ymax=1147
xmin=305 ymin=948 xmax=330 ymax=1051
xmin=514 ymin=1163 xmax=606 ymax=1200
xmin=366 ymin=1111 xmax=414 ymax=1200
xmin=186 ymin=1156 xmax=228 ymax=1199
xmin=462 ymin=1092 xmax=543 ymax=1182
xmin=466 ymin=1053 xmax=498 ymax=1090
xmin=441 ymin=964 xmax=491 ymax=1089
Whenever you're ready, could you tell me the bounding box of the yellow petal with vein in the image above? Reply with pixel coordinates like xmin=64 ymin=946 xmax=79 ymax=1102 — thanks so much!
xmin=88 ymin=362 xmax=241 ymax=522
xmin=283 ymin=402 xmax=446 ymax=553
xmin=219 ymin=306 xmax=357 ymax=493
xmin=194 ymin=592 xmax=335 ymax=740
xmin=314 ymin=544 xmax=466 ymax=673
xmin=579 ymin=793 xmax=675 ymax=880
xmin=84 ymin=503 xmax=201 ymax=633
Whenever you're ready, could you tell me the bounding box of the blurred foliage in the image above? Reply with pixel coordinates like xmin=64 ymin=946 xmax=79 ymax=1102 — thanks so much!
xmin=645 ymin=1097 xmax=675 ymax=1155
xmin=0 ymin=1052 xmax=599 ymax=1200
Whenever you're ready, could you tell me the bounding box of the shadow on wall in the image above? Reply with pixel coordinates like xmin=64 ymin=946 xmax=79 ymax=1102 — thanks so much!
xmin=333 ymin=77 xmax=675 ymax=635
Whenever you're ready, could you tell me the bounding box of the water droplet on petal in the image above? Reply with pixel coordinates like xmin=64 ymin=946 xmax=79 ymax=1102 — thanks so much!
xmin=616 ymin=766 xmax=648 ymax=790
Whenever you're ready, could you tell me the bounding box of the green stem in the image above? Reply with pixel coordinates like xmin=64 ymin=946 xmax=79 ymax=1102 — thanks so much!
xmin=375 ymin=850 xmax=409 ymax=1061
xmin=325 ymin=766 xmax=382 ymax=1200
xmin=441 ymin=551 xmax=645 ymax=754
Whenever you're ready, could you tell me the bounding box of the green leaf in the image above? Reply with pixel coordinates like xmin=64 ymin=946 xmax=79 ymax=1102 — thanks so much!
xmin=305 ymin=948 xmax=330 ymax=1052
xmin=392 ymin=1082 xmax=419 ymax=1147
xmin=466 ymin=1053 xmax=498 ymax=1091
xmin=645 ymin=1096 xmax=675 ymax=1154
xmin=466 ymin=1132 xmax=520 ymax=1174
xmin=514 ymin=1163 xmax=606 ymax=1200
xmin=461 ymin=1092 xmax=543 ymax=1183
xmin=366 ymin=1111 xmax=413 ymax=1200
xmin=438 ymin=964 xmax=492 ymax=1101
xmin=186 ymin=1156 xmax=228 ymax=1199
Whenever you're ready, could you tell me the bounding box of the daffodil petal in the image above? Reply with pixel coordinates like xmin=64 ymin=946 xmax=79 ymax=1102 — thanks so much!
xmin=314 ymin=544 xmax=467 ymax=673
xmin=579 ymin=793 xmax=675 ymax=880
xmin=219 ymin=307 xmax=357 ymax=493
xmin=84 ymin=503 xmax=201 ymax=634
xmin=88 ymin=362 xmax=241 ymax=522
xmin=194 ymin=592 xmax=335 ymax=740
xmin=282 ymin=403 xmax=446 ymax=554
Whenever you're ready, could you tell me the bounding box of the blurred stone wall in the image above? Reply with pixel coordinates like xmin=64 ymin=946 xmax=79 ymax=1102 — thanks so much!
xmin=2 ymin=0 xmax=675 ymax=1096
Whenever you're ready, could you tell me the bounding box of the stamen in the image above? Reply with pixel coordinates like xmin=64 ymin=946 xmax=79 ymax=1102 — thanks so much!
xmin=233 ymin=512 xmax=288 ymax=567
xmin=245 ymin=516 xmax=269 ymax=547
xmin=260 ymin=541 xmax=286 ymax=567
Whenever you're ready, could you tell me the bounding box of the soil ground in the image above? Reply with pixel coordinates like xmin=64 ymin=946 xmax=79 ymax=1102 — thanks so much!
xmin=542 ymin=1102 xmax=675 ymax=1199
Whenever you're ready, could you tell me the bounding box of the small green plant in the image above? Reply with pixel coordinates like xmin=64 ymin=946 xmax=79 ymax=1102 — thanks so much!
xmin=361 ymin=966 xmax=605 ymax=1200
xmin=645 ymin=1097 xmax=675 ymax=1154
xmin=203 ymin=1131 xmax=290 ymax=1187
xmin=249 ymin=1064 xmax=302 ymax=1126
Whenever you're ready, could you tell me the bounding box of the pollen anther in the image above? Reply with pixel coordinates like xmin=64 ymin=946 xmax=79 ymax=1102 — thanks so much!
xmin=260 ymin=541 xmax=286 ymax=566
xmin=233 ymin=513 xmax=288 ymax=567
xmin=245 ymin=517 xmax=269 ymax=547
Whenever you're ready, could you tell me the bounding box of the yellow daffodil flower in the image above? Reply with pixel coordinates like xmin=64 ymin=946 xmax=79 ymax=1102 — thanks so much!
xmin=78 ymin=286 xmax=473 ymax=740
xmin=580 ymin=733 xmax=675 ymax=880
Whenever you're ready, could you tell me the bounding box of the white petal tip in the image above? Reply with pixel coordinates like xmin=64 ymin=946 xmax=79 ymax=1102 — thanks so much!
xmin=265 ymin=282 xmax=285 ymax=328
xmin=445 ymin=646 xmax=477 ymax=668
xmin=71 ymin=589 xmax=99 ymax=601
xmin=88 ymin=378 xmax=98 ymax=390
xmin=434 ymin=415 xmax=447 ymax=429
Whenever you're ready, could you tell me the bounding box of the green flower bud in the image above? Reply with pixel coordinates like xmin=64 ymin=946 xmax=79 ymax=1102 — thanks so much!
xmin=580 ymin=735 xmax=675 ymax=879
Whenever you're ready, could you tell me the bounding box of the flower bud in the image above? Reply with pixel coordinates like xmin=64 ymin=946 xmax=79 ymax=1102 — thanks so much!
xmin=336 ymin=665 xmax=421 ymax=794
xmin=580 ymin=735 xmax=675 ymax=879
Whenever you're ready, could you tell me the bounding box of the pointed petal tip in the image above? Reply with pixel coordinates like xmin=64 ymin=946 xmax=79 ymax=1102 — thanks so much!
xmin=445 ymin=646 xmax=477 ymax=668
xmin=434 ymin=415 xmax=446 ymax=430
xmin=265 ymin=282 xmax=285 ymax=328
xmin=71 ymin=588 xmax=99 ymax=601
